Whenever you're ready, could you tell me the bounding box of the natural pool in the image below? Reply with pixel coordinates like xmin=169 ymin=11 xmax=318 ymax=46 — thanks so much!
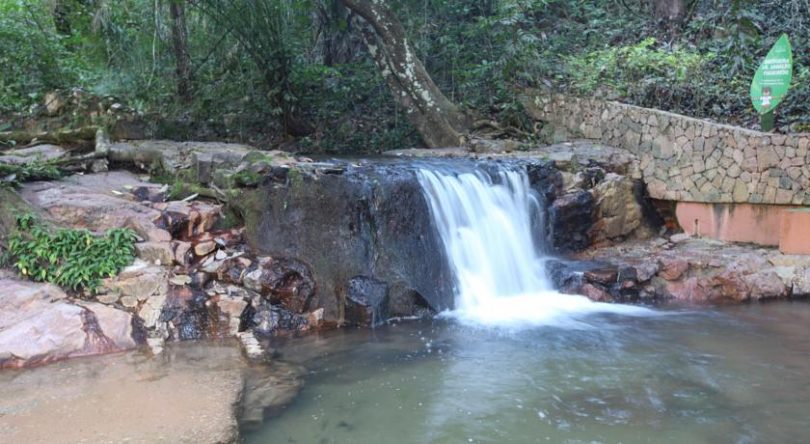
xmin=245 ymin=302 xmax=810 ymax=444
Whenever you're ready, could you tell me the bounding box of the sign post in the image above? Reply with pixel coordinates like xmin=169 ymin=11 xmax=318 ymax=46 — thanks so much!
xmin=750 ymin=34 xmax=793 ymax=132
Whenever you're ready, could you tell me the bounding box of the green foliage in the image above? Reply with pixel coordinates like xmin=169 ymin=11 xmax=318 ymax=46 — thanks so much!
xmin=566 ymin=37 xmax=714 ymax=97
xmin=0 ymin=1 xmax=90 ymax=113
xmin=0 ymin=161 xmax=63 ymax=188
xmin=3 ymin=214 xmax=137 ymax=294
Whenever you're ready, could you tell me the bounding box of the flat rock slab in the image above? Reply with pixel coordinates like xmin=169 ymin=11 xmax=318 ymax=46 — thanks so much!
xmin=0 ymin=343 xmax=245 ymax=443
xmin=19 ymin=171 xmax=164 ymax=238
xmin=0 ymin=278 xmax=137 ymax=368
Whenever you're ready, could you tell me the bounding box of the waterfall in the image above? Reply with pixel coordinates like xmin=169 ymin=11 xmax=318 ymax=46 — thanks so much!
xmin=417 ymin=165 xmax=652 ymax=327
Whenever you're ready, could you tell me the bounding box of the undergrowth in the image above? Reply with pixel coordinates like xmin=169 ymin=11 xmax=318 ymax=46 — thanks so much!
xmin=2 ymin=214 xmax=137 ymax=294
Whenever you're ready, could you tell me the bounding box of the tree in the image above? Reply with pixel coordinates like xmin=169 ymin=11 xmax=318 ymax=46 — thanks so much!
xmin=651 ymin=0 xmax=687 ymax=22
xmin=169 ymin=0 xmax=193 ymax=103
xmin=339 ymin=0 xmax=470 ymax=148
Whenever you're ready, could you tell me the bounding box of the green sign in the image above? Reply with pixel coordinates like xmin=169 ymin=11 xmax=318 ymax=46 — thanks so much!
xmin=750 ymin=34 xmax=793 ymax=115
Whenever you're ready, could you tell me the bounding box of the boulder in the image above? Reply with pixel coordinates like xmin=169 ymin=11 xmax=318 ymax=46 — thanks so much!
xmin=0 ymin=278 xmax=137 ymax=368
xmin=242 ymin=164 xmax=456 ymax=324
xmin=243 ymin=258 xmax=316 ymax=314
xmin=345 ymin=276 xmax=389 ymax=327
xmin=589 ymin=173 xmax=644 ymax=243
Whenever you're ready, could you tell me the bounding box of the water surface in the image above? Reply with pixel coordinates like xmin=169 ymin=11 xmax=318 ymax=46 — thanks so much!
xmin=245 ymin=303 xmax=810 ymax=444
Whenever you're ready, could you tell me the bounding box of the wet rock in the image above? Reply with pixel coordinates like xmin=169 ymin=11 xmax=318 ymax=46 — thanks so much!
xmin=243 ymin=258 xmax=315 ymax=314
xmin=241 ymin=363 xmax=304 ymax=428
xmin=243 ymin=164 xmax=455 ymax=323
xmin=345 ymin=276 xmax=390 ymax=327
xmin=388 ymin=284 xmax=434 ymax=318
xmin=744 ymin=271 xmax=788 ymax=301
xmin=251 ymin=305 xmax=309 ymax=337
xmin=792 ymin=268 xmax=810 ymax=297
xmin=0 ymin=279 xmax=137 ymax=368
xmin=548 ymin=190 xmax=594 ymax=253
xmin=161 ymin=287 xmax=219 ymax=340
xmin=583 ymin=267 xmax=618 ymax=286
xmin=237 ymin=331 xmax=266 ymax=361
xmin=580 ymin=283 xmax=612 ymax=302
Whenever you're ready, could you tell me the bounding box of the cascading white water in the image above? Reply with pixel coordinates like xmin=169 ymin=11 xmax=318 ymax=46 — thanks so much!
xmin=418 ymin=165 xmax=652 ymax=327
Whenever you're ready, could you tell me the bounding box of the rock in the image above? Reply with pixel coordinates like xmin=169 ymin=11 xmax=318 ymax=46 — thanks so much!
xmin=19 ymin=172 xmax=164 ymax=239
xmin=744 ymin=271 xmax=787 ymax=301
xmin=548 ymin=190 xmax=595 ymax=253
xmin=345 ymin=276 xmax=390 ymax=327
xmin=251 ymin=305 xmax=310 ymax=337
xmin=173 ymin=241 xmax=193 ymax=267
xmin=634 ymin=262 xmax=660 ymax=282
xmin=135 ymin=241 xmax=174 ymax=265
xmin=243 ymin=164 xmax=459 ymax=323
xmin=195 ymin=241 xmax=217 ymax=257
xmin=590 ymin=173 xmax=644 ymax=243
xmin=659 ymin=257 xmax=689 ymax=281
xmin=388 ymin=284 xmax=434 ymax=318
xmin=0 ymin=144 xmax=66 ymax=165
xmin=102 ymin=260 xmax=168 ymax=303
xmin=120 ymin=296 xmax=139 ymax=308
xmin=237 ymin=331 xmax=266 ymax=361
xmin=0 ymin=343 xmax=245 ymax=444
xmin=170 ymin=275 xmax=192 ymax=286
xmin=217 ymin=295 xmax=249 ymax=336
xmin=792 ymin=268 xmax=810 ymax=296
xmin=161 ymin=287 xmax=218 ymax=340
xmin=0 ymin=279 xmax=137 ymax=368
xmin=579 ymin=283 xmax=612 ymax=302
xmin=583 ymin=267 xmax=618 ymax=286
xmin=240 ymin=363 xmax=303 ymax=428
xmin=669 ymin=233 xmax=691 ymax=244
xmin=243 ymin=258 xmax=315 ymax=314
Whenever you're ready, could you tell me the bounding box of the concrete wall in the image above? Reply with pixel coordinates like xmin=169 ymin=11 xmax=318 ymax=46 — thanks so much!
xmin=522 ymin=90 xmax=810 ymax=205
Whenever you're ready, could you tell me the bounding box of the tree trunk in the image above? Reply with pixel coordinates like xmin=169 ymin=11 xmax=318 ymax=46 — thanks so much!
xmin=651 ymin=0 xmax=687 ymax=22
xmin=339 ymin=0 xmax=469 ymax=148
xmin=170 ymin=0 xmax=193 ymax=103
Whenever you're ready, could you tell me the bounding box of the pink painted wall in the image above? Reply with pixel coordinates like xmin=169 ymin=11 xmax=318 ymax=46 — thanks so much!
xmin=675 ymin=202 xmax=793 ymax=247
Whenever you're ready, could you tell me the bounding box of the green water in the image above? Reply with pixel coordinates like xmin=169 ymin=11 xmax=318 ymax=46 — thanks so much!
xmin=244 ymin=303 xmax=810 ymax=444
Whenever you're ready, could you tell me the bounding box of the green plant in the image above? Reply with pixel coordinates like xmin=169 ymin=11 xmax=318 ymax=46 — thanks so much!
xmin=0 ymin=161 xmax=63 ymax=188
xmin=3 ymin=214 xmax=137 ymax=294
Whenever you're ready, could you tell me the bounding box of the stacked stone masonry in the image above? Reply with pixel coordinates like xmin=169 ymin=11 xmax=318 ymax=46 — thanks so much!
xmin=523 ymin=90 xmax=810 ymax=205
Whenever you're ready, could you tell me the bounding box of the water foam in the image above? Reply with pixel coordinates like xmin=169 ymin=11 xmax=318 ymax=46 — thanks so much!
xmin=417 ymin=166 xmax=654 ymax=328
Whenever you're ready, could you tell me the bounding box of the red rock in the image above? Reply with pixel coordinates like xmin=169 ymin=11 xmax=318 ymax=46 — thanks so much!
xmin=580 ymin=283 xmax=612 ymax=302
xmin=659 ymin=257 xmax=689 ymax=281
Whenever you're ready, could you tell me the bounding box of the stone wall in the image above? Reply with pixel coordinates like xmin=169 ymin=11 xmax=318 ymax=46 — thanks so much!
xmin=522 ymin=89 xmax=810 ymax=205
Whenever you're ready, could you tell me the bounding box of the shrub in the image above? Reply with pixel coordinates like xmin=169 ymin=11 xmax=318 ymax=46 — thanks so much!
xmin=3 ymin=214 xmax=137 ymax=294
